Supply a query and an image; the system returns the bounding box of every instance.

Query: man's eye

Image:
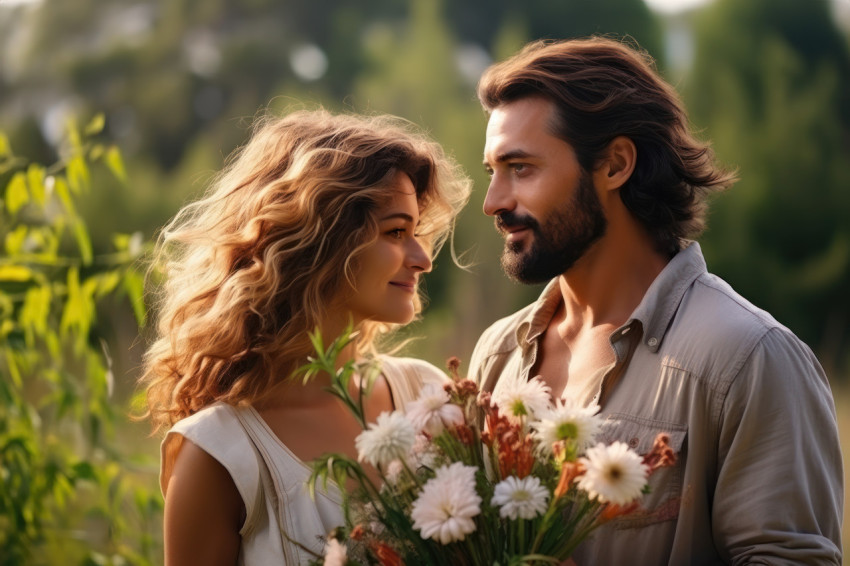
[510,163,527,174]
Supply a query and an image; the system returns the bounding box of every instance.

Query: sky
[643,0,714,14]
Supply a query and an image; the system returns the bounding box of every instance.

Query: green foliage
[687,0,850,374]
[0,116,159,565]
[298,324,382,430]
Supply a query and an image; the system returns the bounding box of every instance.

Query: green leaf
[72,461,99,482]
[4,346,22,387]
[72,218,93,265]
[105,146,127,184]
[0,265,33,282]
[66,118,83,154]
[88,143,104,161]
[0,318,14,339]
[84,113,106,136]
[122,270,146,326]
[5,172,28,214]
[54,176,77,215]
[66,156,90,194]
[113,233,131,251]
[95,271,122,297]
[4,224,28,255]
[0,132,10,158]
[26,163,46,207]
[60,266,82,336]
[20,285,51,339]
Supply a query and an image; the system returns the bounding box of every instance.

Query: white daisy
[491,475,550,520]
[531,399,604,456]
[355,411,416,468]
[492,376,552,423]
[575,441,648,506]
[322,538,347,566]
[406,383,465,436]
[411,462,482,544]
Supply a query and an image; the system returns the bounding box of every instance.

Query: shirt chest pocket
[596,413,688,529]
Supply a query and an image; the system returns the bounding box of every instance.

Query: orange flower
[554,461,585,499]
[600,500,640,521]
[642,433,677,474]
[456,379,480,400]
[371,542,403,566]
[349,524,365,541]
[452,423,476,445]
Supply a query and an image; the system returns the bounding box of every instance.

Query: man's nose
[482,174,515,217]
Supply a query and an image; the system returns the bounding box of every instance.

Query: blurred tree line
[0,0,848,559]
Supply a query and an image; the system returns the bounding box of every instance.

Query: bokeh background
[1,0,849,563]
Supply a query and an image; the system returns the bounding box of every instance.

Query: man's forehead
[484,98,558,160]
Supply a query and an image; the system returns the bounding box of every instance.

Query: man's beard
[497,171,607,284]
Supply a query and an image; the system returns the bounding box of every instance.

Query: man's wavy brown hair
[478,37,736,255]
[140,109,470,432]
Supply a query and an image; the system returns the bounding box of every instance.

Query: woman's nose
[407,238,433,273]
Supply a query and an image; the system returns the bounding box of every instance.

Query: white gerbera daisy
[491,475,549,520]
[576,441,648,506]
[355,411,416,468]
[531,399,604,456]
[492,376,552,423]
[406,383,465,436]
[411,462,482,544]
[323,538,347,566]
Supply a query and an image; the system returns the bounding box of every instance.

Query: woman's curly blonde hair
[140,108,470,432]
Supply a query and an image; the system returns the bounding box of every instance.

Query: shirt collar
[512,241,707,353]
[628,240,707,352]
[515,279,561,347]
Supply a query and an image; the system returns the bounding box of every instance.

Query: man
[469,37,843,565]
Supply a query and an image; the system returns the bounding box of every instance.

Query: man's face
[483,97,607,283]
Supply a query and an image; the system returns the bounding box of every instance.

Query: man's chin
[501,252,547,284]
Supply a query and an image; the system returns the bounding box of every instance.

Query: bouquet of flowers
[300,329,676,566]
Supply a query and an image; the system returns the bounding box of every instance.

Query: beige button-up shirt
[469,242,842,565]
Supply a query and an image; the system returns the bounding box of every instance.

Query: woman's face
[343,171,433,326]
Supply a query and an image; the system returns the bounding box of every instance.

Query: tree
[686,0,850,375]
[0,117,159,565]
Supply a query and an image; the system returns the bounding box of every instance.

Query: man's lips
[501,224,531,243]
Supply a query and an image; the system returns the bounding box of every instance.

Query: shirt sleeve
[713,327,843,565]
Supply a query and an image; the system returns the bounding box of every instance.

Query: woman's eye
[387,228,405,239]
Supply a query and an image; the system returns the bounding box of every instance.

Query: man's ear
[595,136,636,192]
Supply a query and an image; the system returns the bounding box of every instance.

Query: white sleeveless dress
[160,356,447,565]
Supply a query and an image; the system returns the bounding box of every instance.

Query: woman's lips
[389,280,416,292]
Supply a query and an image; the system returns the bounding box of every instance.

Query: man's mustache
[495,211,539,233]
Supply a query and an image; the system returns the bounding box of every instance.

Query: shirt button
[648,337,658,347]
[628,437,640,448]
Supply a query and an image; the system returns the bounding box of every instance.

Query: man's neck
[557,228,669,336]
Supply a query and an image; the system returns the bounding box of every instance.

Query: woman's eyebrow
[378,212,415,222]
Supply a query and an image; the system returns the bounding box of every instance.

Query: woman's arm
[163,439,244,566]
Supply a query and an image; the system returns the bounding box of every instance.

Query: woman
[140,108,470,565]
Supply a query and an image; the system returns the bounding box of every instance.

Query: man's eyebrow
[483,149,534,166]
